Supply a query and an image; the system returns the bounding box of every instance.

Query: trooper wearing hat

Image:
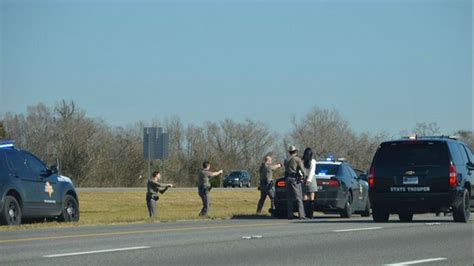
[284,145,306,219]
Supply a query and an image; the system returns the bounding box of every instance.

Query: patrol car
[368,135,473,223]
[0,141,80,225]
[273,157,370,218]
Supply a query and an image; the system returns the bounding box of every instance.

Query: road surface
[0,214,472,265]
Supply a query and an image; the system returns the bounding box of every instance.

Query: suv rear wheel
[1,196,22,225]
[398,211,413,222]
[372,207,389,222]
[453,189,470,223]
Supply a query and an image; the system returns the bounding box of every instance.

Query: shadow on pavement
[230,213,460,223]
[293,215,458,224]
[230,214,276,220]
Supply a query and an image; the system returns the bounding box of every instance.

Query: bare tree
[288,107,354,158]
[0,120,7,139]
[287,106,388,171]
[412,122,441,136]
[456,130,474,150]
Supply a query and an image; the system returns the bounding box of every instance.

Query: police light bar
[325,154,335,162]
[0,140,15,149]
[408,134,417,140]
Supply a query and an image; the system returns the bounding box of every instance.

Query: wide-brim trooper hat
[288,145,298,152]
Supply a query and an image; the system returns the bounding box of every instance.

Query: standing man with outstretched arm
[256,155,282,214]
[198,161,223,217]
[146,171,174,218]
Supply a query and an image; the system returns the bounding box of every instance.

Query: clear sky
[1,0,472,135]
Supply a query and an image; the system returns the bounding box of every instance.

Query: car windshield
[315,164,339,176]
[227,172,241,178]
[375,141,449,166]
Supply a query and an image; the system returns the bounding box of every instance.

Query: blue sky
[1,0,472,135]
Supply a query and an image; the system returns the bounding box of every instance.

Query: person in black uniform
[146,171,174,218]
[284,146,306,219]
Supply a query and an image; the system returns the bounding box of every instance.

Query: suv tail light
[276,180,286,187]
[449,163,457,187]
[368,166,375,189]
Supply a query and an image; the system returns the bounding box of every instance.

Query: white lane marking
[43,246,150,258]
[242,235,263,240]
[332,227,382,233]
[385,257,447,265]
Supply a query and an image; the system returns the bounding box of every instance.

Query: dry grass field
[0,189,271,231]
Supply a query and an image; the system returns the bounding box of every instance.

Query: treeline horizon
[0,100,472,187]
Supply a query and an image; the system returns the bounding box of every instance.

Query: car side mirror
[358,174,368,181]
[40,169,52,177]
[467,162,474,171]
[50,164,58,175]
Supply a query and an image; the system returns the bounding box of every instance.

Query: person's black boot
[303,200,309,218]
[307,201,314,219]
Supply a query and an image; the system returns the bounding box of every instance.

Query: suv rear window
[315,164,339,176]
[374,141,449,167]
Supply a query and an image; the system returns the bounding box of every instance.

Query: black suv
[0,141,80,225]
[368,136,473,223]
[223,170,251,188]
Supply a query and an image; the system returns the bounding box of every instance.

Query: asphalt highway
[0,214,472,266]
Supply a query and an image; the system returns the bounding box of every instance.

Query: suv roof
[400,135,459,140]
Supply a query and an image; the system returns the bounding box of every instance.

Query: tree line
[1,100,472,187]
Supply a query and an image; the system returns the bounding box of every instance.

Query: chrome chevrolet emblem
[405,171,415,175]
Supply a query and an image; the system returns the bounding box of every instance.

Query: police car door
[348,167,364,210]
[344,166,361,210]
[5,150,45,216]
[23,152,60,215]
[460,144,474,207]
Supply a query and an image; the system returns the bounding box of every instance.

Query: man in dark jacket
[146,171,174,218]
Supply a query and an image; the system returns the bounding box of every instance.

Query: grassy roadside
[0,189,270,231]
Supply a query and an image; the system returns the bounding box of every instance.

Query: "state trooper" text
[390,187,430,192]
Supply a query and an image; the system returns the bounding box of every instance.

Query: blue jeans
[198,187,210,216]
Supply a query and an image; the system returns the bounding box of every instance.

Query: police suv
[0,141,79,225]
[368,135,473,223]
[273,157,370,218]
